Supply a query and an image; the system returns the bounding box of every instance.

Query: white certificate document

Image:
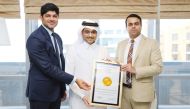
[90,61,122,108]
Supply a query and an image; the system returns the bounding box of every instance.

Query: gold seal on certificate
[90,61,123,108]
[102,77,112,86]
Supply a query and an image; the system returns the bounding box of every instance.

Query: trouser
[29,99,61,109]
[121,86,151,109]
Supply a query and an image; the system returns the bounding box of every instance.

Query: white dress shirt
[123,34,142,84]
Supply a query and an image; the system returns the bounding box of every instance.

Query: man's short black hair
[125,14,142,25]
[40,3,59,16]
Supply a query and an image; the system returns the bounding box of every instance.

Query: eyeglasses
[83,30,97,35]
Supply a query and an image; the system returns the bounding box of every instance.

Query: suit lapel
[40,26,52,43]
[120,40,128,63]
[133,35,146,65]
[40,26,57,57]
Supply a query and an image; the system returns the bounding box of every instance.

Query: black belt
[123,83,132,88]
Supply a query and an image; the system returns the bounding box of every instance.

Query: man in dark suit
[26,3,90,109]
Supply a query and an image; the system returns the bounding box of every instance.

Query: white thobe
[65,42,109,109]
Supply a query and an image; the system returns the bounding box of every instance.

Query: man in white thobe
[65,20,109,109]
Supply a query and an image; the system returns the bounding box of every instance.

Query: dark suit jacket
[26,25,74,102]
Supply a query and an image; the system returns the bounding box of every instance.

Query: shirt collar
[42,24,53,36]
[128,34,142,44]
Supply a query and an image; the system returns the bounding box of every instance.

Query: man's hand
[82,96,91,107]
[76,79,91,91]
[61,91,67,101]
[121,63,136,74]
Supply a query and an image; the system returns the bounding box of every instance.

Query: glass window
[172,54,178,60]
[116,29,122,34]
[0,19,25,62]
[186,32,190,40]
[172,44,178,52]
[172,33,178,41]
[186,54,190,61]
[160,19,190,108]
[0,18,26,107]
[186,44,190,52]
[104,30,114,34]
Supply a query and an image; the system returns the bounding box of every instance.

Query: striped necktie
[126,39,134,88]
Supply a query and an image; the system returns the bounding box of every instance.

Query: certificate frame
[90,60,123,108]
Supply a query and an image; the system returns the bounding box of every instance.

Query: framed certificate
[90,61,122,108]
